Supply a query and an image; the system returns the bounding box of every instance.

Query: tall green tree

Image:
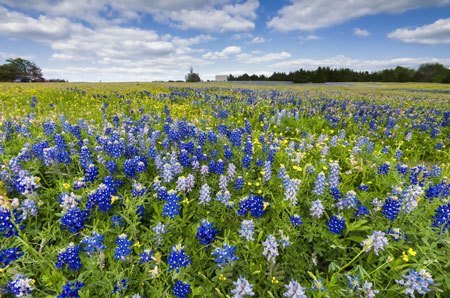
[185,67,201,82]
[0,58,44,81]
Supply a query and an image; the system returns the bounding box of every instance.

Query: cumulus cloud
[270,55,450,71]
[267,0,450,31]
[0,0,258,32]
[236,52,291,64]
[0,6,84,41]
[388,18,450,44]
[250,37,266,44]
[203,46,241,59]
[354,28,370,37]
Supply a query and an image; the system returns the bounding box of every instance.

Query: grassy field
[0,82,449,297]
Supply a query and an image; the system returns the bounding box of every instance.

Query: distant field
[0,82,448,297]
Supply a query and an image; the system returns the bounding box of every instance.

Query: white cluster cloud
[354,28,370,37]
[388,18,450,44]
[203,46,241,59]
[236,52,291,64]
[0,0,259,32]
[267,0,450,31]
[0,6,84,41]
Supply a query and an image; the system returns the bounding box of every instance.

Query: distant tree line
[228,63,450,84]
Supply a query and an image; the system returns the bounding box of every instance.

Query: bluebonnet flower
[238,195,267,218]
[200,165,209,176]
[14,171,40,196]
[262,234,279,263]
[336,190,357,210]
[312,172,326,196]
[263,161,272,183]
[234,176,244,191]
[58,281,85,298]
[431,203,449,232]
[60,207,89,233]
[162,191,181,219]
[396,269,433,297]
[132,181,147,197]
[106,160,117,174]
[18,199,38,220]
[328,161,340,189]
[284,178,301,206]
[172,280,191,298]
[0,206,16,237]
[84,163,98,182]
[396,163,409,175]
[219,175,228,192]
[242,155,252,169]
[167,245,191,272]
[345,275,360,290]
[114,234,132,261]
[59,193,81,211]
[239,219,255,241]
[378,163,390,175]
[86,183,113,212]
[355,201,369,217]
[56,243,82,271]
[196,220,218,245]
[227,163,236,180]
[231,276,254,298]
[212,244,238,266]
[400,185,423,214]
[430,165,442,178]
[153,222,167,245]
[327,215,346,234]
[290,214,303,227]
[6,274,34,297]
[283,279,307,298]
[394,149,403,160]
[330,187,341,201]
[81,232,105,255]
[0,247,23,268]
[361,231,389,255]
[199,183,211,205]
[382,196,401,221]
[426,181,449,200]
[140,249,153,263]
[310,199,325,218]
[359,280,379,298]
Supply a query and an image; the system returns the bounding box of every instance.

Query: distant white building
[215,75,228,81]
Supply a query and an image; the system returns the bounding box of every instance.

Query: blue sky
[1,0,450,81]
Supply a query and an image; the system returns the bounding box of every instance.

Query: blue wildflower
[238,195,267,218]
[172,280,191,298]
[431,203,449,232]
[167,245,191,272]
[290,214,303,227]
[212,244,238,266]
[81,232,105,255]
[382,196,401,221]
[56,243,82,271]
[60,207,89,233]
[327,215,346,234]
[0,247,23,268]
[114,234,132,261]
[58,281,85,298]
[7,274,34,297]
[196,220,218,245]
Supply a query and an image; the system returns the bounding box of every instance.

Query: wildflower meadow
[0,82,449,297]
